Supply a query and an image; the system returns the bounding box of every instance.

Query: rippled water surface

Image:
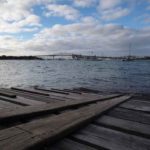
[0,60,150,93]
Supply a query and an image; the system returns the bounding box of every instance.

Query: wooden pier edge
[0,95,131,150]
[0,94,121,123]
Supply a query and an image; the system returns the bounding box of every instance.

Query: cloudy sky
[0,0,150,56]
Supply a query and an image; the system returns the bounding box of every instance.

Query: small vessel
[122,56,135,61]
[122,43,135,61]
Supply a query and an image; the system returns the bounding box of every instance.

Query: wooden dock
[0,87,149,150]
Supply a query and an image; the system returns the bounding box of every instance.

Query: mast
[129,43,132,57]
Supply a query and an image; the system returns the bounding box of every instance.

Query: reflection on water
[0,60,150,93]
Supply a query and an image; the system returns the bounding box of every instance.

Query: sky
[0,0,150,56]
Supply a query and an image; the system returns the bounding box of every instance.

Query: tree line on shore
[0,55,42,60]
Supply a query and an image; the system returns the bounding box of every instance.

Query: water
[0,60,150,93]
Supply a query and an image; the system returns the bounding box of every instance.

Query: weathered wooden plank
[0,127,23,140]
[34,88,81,100]
[0,95,130,150]
[132,98,150,103]
[49,138,97,150]
[8,88,79,101]
[120,100,150,113]
[0,100,11,109]
[72,124,150,150]
[15,96,46,106]
[11,87,50,96]
[0,127,40,150]
[63,89,82,94]
[1,88,58,103]
[50,88,82,95]
[132,95,150,102]
[0,96,28,106]
[0,94,121,123]
[95,115,150,138]
[33,88,74,101]
[0,99,21,109]
[73,88,100,94]
[34,87,101,100]
[0,89,16,98]
[107,107,150,125]
[35,87,69,95]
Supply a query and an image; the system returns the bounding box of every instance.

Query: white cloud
[73,0,96,7]
[45,4,80,20]
[98,0,130,20]
[32,18,149,55]
[0,35,24,54]
[0,0,52,33]
[0,0,149,56]
[1,19,147,56]
[101,7,130,20]
[0,14,41,33]
[100,0,121,10]
[0,0,37,22]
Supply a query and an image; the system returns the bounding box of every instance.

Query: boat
[122,43,135,61]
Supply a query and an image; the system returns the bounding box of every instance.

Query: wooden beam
[0,95,131,150]
[0,94,121,123]
[11,87,50,96]
[0,96,28,106]
[95,115,150,138]
[36,87,69,95]
[0,90,16,98]
[1,88,59,103]
[107,107,150,125]
[120,100,150,113]
[72,124,150,150]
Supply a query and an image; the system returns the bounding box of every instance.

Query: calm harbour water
[0,60,150,93]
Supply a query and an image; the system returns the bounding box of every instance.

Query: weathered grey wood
[0,94,121,123]
[11,87,50,96]
[0,96,29,106]
[0,99,21,109]
[0,100,10,109]
[0,127,40,150]
[1,88,59,103]
[34,87,102,101]
[63,89,82,94]
[0,90,16,98]
[132,95,150,102]
[0,127,23,140]
[50,88,82,95]
[73,88,100,93]
[72,124,150,150]
[120,100,150,113]
[39,87,69,95]
[34,89,74,101]
[95,115,150,138]
[49,138,97,150]
[107,107,150,125]
[0,95,130,150]
[132,99,150,103]
[7,88,82,101]
[0,94,118,122]
[14,96,46,106]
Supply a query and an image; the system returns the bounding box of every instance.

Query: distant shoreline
[0,55,150,61]
[0,55,43,60]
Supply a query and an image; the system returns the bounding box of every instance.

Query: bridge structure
[35,53,112,60]
[36,54,74,60]
[35,53,130,60]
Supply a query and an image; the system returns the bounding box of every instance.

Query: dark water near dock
[0,60,150,93]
